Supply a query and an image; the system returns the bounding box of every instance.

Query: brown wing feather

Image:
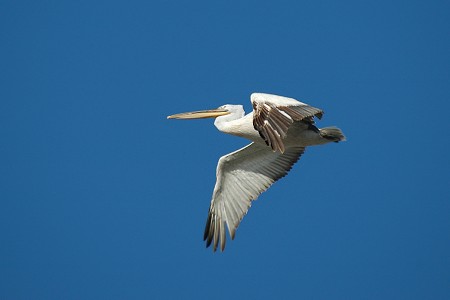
[252,101,323,153]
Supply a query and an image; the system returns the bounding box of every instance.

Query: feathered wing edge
[203,143,306,252]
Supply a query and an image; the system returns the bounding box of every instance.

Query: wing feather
[251,93,323,153]
[203,142,306,252]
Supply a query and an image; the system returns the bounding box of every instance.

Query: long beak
[167,108,230,120]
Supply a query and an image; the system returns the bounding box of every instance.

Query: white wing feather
[204,142,305,251]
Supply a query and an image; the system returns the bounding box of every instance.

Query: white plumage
[168,93,345,252]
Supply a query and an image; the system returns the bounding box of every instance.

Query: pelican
[167,93,345,252]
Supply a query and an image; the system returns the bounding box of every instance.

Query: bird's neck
[214,113,258,141]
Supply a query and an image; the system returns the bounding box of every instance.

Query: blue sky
[1,0,449,299]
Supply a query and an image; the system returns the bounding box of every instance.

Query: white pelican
[167,93,345,252]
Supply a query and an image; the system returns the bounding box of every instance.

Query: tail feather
[320,126,346,142]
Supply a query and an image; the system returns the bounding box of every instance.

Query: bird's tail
[320,126,346,142]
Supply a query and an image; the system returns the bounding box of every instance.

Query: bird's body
[215,110,330,148]
[167,93,345,252]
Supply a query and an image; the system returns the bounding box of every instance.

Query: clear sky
[1,0,449,299]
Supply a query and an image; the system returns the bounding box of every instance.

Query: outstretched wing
[203,142,306,252]
[251,93,323,153]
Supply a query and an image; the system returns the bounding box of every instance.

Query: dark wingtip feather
[203,212,211,241]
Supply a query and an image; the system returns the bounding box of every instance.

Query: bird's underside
[167,93,345,252]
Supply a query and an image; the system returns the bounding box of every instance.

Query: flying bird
[167,93,345,252]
